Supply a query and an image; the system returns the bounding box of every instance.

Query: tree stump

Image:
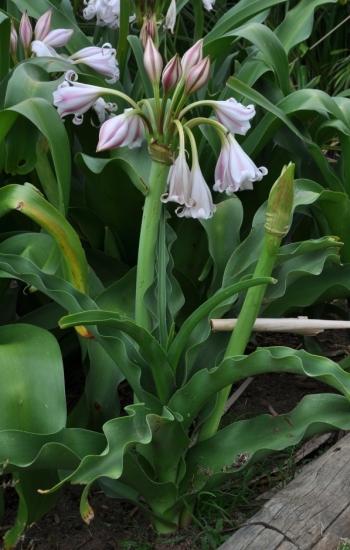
[218,434,350,550]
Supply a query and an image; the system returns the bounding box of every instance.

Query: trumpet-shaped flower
[162,151,192,207]
[96,109,144,151]
[178,164,215,219]
[34,9,52,41]
[70,44,119,84]
[213,97,256,135]
[53,72,105,124]
[214,135,267,193]
[181,39,203,75]
[164,0,177,34]
[83,0,121,28]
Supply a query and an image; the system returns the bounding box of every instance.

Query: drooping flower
[83,0,121,29]
[202,0,215,10]
[164,0,177,34]
[70,44,119,84]
[181,39,203,75]
[214,135,267,194]
[53,71,105,124]
[178,164,215,219]
[19,11,32,51]
[162,151,192,206]
[162,55,182,93]
[34,9,52,41]
[96,109,144,151]
[213,97,256,136]
[185,56,210,93]
[144,38,163,84]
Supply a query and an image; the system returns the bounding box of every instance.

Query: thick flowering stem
[198,163,295,441]
[135,159,170,330]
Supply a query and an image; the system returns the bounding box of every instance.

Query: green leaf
[169,346,350,425]
[276,0,337,53]
[118,0,131,75]
[0,184,88,292]
[0,99,71,213]
[59,310,176,403]
[204,0,287,50]
[0,11,10,79]
[0,324,66,433]
[77,149,150,196]
[184,393,350,491]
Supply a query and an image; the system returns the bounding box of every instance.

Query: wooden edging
[218,433,350,550]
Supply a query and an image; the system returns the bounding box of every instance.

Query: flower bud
[185,56,210,93]
[10,23,18,57]
[34,9,52,41]
[97,110,144,151]
[181,39,203,75]
[164,0,176,34]
[162,54,182,93]
[19,11,33,51]
[43,28,74,48]
[140,15,157,48]
[144,37,163,84]
[265,163,295,237]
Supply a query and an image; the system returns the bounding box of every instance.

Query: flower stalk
[198,163,295,441]
[135,159,170,330]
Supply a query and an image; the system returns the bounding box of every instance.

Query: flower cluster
[53,37,267,220]
[83,0,121,28]
[11,10,119,84]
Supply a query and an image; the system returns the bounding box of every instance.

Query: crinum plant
[2,1,350,547]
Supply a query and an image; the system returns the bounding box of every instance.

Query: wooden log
[218,434,350,550]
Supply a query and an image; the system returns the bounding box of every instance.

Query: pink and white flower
[19,11,33,51]
[70,44,119,84]
[53,72,105,124]
[181,39,203,75]
[31,40,59,58]
[34,9,52,41]
[185,56,210,93]
[43,28,73,48]
[10,23,18,57]
[96,109,144,151]
[178,164,215,219]
[213,97,256,135]
[214,135,267,193]
[162,151,192,207]
[144,38,163,84]
[162,55,182,93]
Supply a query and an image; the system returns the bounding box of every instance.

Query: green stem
[198,233,282,441]
[135,160,169,330]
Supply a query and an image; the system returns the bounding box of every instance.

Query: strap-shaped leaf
[184,393,350,491]
[59,310,176,403]
[169,347,350,425]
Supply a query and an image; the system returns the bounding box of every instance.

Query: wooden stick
[210,317,350,336]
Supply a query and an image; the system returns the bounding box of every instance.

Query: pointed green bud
[265,162,295,237]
